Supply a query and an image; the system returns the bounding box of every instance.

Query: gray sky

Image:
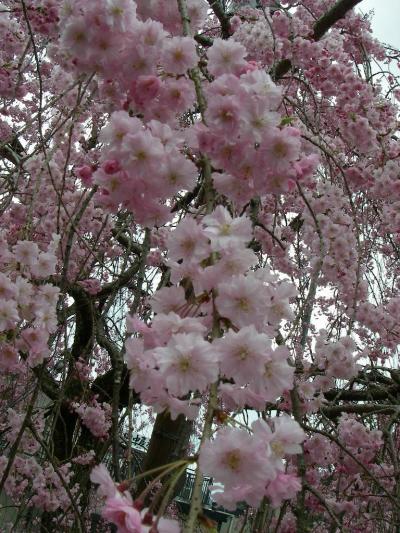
[358,0,400,48]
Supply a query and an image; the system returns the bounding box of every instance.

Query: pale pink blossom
[212,171,254,207]
[219,383,268,411]
[102,493,142,533]
[216,326,272,384]
[205,95,242,134]
[263,127,301,171]
[161,36,198,75]
[163,396,201,421]
[100,111,143,146]
[104,0,137,32]
[217,245,257,276]
[14,277,33,307]
[253,346,295,401]
[60,19,90,59]
[123,130,164,180]
[160,78,195,113]
[215,274,268,330]
[74,401,111,439]
[124,338,158,393]
[265,473,301,507]
[0,273,15,300]
[90,464,117,498]
[207,38,247,77]
[21,328,49,355]
[0,300,19,331]
[154,333,218,396]
[151,286,186,315]
[130,75,162,107]
[30,252,57,278]
[241,69,282,107]
[199,426,275,508]
[161,152,197,195]
[166,218,210,263]
[13,240,39,267]
[253,415,305,462]
[148,120,181,149]
[203,205,252,251]
[151,312,206,345]
[37,284,60,306]
[0,343,19,372]
[265,281,297,326]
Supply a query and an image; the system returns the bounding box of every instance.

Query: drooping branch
[0,132,24,165]
[97,259,141,299]
[273,0,364,80]
[312,0,363,40]
[324,385,400,402]
[65,283,95,361]
[321,403,400,418]
[207,0,231,39]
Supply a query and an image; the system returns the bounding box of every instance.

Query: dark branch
[97,259,141,298]
[322,404,399,418]
[0,133,24,165]
[273,0,364,80]
[207,0,231,39]
[313,0,363,40]
[324,385,400,402]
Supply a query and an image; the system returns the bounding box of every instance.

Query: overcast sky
[358,0,400,48]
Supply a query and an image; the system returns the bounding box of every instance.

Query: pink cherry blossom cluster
[0,454,78,515]
[314,331,359,380]
[73,398,112,439]
[192,64,316,205]
[122,205,303,509]
[301,182,360,302]
[337,414,383,470]
[2,0,400,530]
[355,298,400,356]
[135,0,207,36]
[58,0,201,123]
[0,410,79,516]
[199,415,304,510]
[0,235,59,369]
[14,0,59,36]
[59,1,319,224]
[0,6,26,98]
[125,206,297,419]
[231,7,275,66]
[93,112,197,226]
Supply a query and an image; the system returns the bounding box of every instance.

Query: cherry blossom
[1,0,400,531]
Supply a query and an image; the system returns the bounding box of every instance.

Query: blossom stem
[130,459,190,486]
[154,463,188,522]
[184,382,218,532]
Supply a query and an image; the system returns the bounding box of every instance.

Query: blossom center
[272,141,288,158]
[236,346,249,360]
[178,357,191,372]
[136,150,147,161]
[264,361,273,378]
[225,450,241,471]
[173,50,184,61]
[111,7,123,16]
[219,110,234,123]
[219,223,231,236]
[236,297,249,311]
[181,239,195,252]
[271,440,284,456]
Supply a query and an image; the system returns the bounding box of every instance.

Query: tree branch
[207,0,231,39]
[273,0,364,80]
